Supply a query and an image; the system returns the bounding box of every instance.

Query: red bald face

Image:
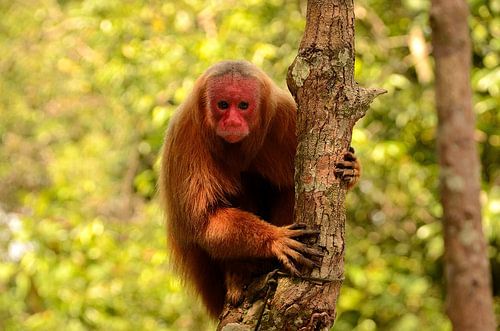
[206,75,261,144]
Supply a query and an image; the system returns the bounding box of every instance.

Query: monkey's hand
[271,223,323,276]
[334,147,361,189]
[202,209,323,276]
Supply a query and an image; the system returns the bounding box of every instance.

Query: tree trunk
[217,1,383,330]
[430,1,497,330]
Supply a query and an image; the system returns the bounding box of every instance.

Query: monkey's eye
[217,101,229,110]
[238,101,249,110]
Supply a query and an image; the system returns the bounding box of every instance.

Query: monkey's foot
[226,286,244,306]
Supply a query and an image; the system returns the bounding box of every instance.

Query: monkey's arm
[199,208,320,275]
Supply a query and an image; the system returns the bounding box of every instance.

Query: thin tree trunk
[217,1,383,330]
[430,1,497,330]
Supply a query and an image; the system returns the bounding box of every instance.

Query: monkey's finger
[338,169,357,178]
[284,239,324,257]
[344,151,356,162]
[335,160,356,169]
[312,256,323,268]
[287,228,321,238]
[334,168,345,179]
[277,254,300,276]
[335,168,360,180]
[298,245,324,258]
[286,250,319,269]
[349,146,355,153]
[286,251,323,268]
[286,223,307,230]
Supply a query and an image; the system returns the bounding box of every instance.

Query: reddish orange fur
[159,61,359,318]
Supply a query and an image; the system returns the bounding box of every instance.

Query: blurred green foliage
[0,0,498,330]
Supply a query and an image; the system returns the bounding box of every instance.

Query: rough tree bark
[217,1,384,330]
[430,0,497,330]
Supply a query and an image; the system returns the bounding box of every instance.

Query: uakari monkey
[159,60,360,318]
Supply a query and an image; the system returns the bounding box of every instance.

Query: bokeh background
[0,0,498,330]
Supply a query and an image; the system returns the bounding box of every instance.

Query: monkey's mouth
[216,130,248,144]
[221,134,246,144]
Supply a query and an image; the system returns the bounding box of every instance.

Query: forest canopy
[0,0,498,330]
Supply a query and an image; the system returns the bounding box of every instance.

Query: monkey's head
[204,61,263,144]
